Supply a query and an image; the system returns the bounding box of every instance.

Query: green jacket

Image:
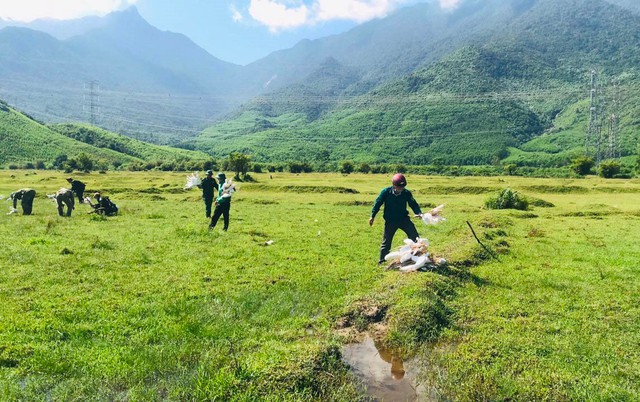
[216,184,231,205]
[371,186,422,223]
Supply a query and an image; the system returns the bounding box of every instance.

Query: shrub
[340,161,354,174]
[485,189,529,210]
[395,164,406,173]
[598,160,621,178]
[358,163,371,174]
[570,156,594,176]
[503,163,518,175]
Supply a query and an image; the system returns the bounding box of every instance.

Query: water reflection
[375,338,406,380]
[343,335,428,401]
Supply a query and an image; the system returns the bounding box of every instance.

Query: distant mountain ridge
[0,0,638,168]
[0,7,243,143]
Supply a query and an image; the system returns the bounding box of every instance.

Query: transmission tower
[83,80,100,125]
[585,70,602,163]
[604,81,621,160]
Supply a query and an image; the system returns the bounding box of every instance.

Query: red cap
[392,173,406,187]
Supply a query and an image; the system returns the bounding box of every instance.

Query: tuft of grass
[485,188,529,210]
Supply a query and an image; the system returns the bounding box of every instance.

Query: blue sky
[0,0,462,65]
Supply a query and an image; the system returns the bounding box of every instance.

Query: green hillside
[49,123,211,162]
[188,0,640,167]
[0,100,212,169]
[0,100,139,167]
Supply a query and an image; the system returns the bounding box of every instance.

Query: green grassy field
[1,171,639,401]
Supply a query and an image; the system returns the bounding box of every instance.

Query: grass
[1,170,639,400]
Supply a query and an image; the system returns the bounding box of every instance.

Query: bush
[598,160,621,178]
[570,156,594,176]
[503,163,518,175]
[340,161,354,174]
[358,163,371,174]
[289,162,313,173]
[485,189,529,210]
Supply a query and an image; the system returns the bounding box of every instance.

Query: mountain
[0,7,243,144]
[0,14,109,39]
[604,0,640,13]
[0,99,211,168]
[0,1,580,143]
[187,0,640,166]
[1,0,638,169]
[235,0,545,96]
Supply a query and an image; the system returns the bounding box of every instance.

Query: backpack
[101,197,118,216]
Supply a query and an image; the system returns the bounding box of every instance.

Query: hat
[216,172,226,180]
[93,192,101,198]
[392,173,407,187]
[206,170,213,176]
[66,177,73,182]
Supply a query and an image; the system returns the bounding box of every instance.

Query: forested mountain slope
[0,100,210,168]
[189,0,640,166]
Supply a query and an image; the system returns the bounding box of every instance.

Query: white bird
[383,237,445,273]
[184,172,202,190]
[421,204,446,225]
[220,179,237,198]
[400,255,429,273]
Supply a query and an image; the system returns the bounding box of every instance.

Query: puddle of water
[342,336,431,401]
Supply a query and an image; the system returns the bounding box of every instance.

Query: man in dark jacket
[66,177,86,203]
[87,192,118,216]
[10,188,36,215]
[369,173,423,265]
[197,170,218,218]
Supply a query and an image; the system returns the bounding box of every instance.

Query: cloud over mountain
[246,0,424,31]
[0,0,138,22]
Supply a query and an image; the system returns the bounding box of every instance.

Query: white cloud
[230,4,244,22]
[313,0,402,23]
[248,0,310,32]
[438,0,461,10]
[0,0,138,22]
[246,0,417,31]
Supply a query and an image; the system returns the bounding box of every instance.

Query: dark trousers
[21,199,34,215]
[379,217,420,263]
[203,196,214,218]
[57,200,73,217]
[209,202,230,230]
